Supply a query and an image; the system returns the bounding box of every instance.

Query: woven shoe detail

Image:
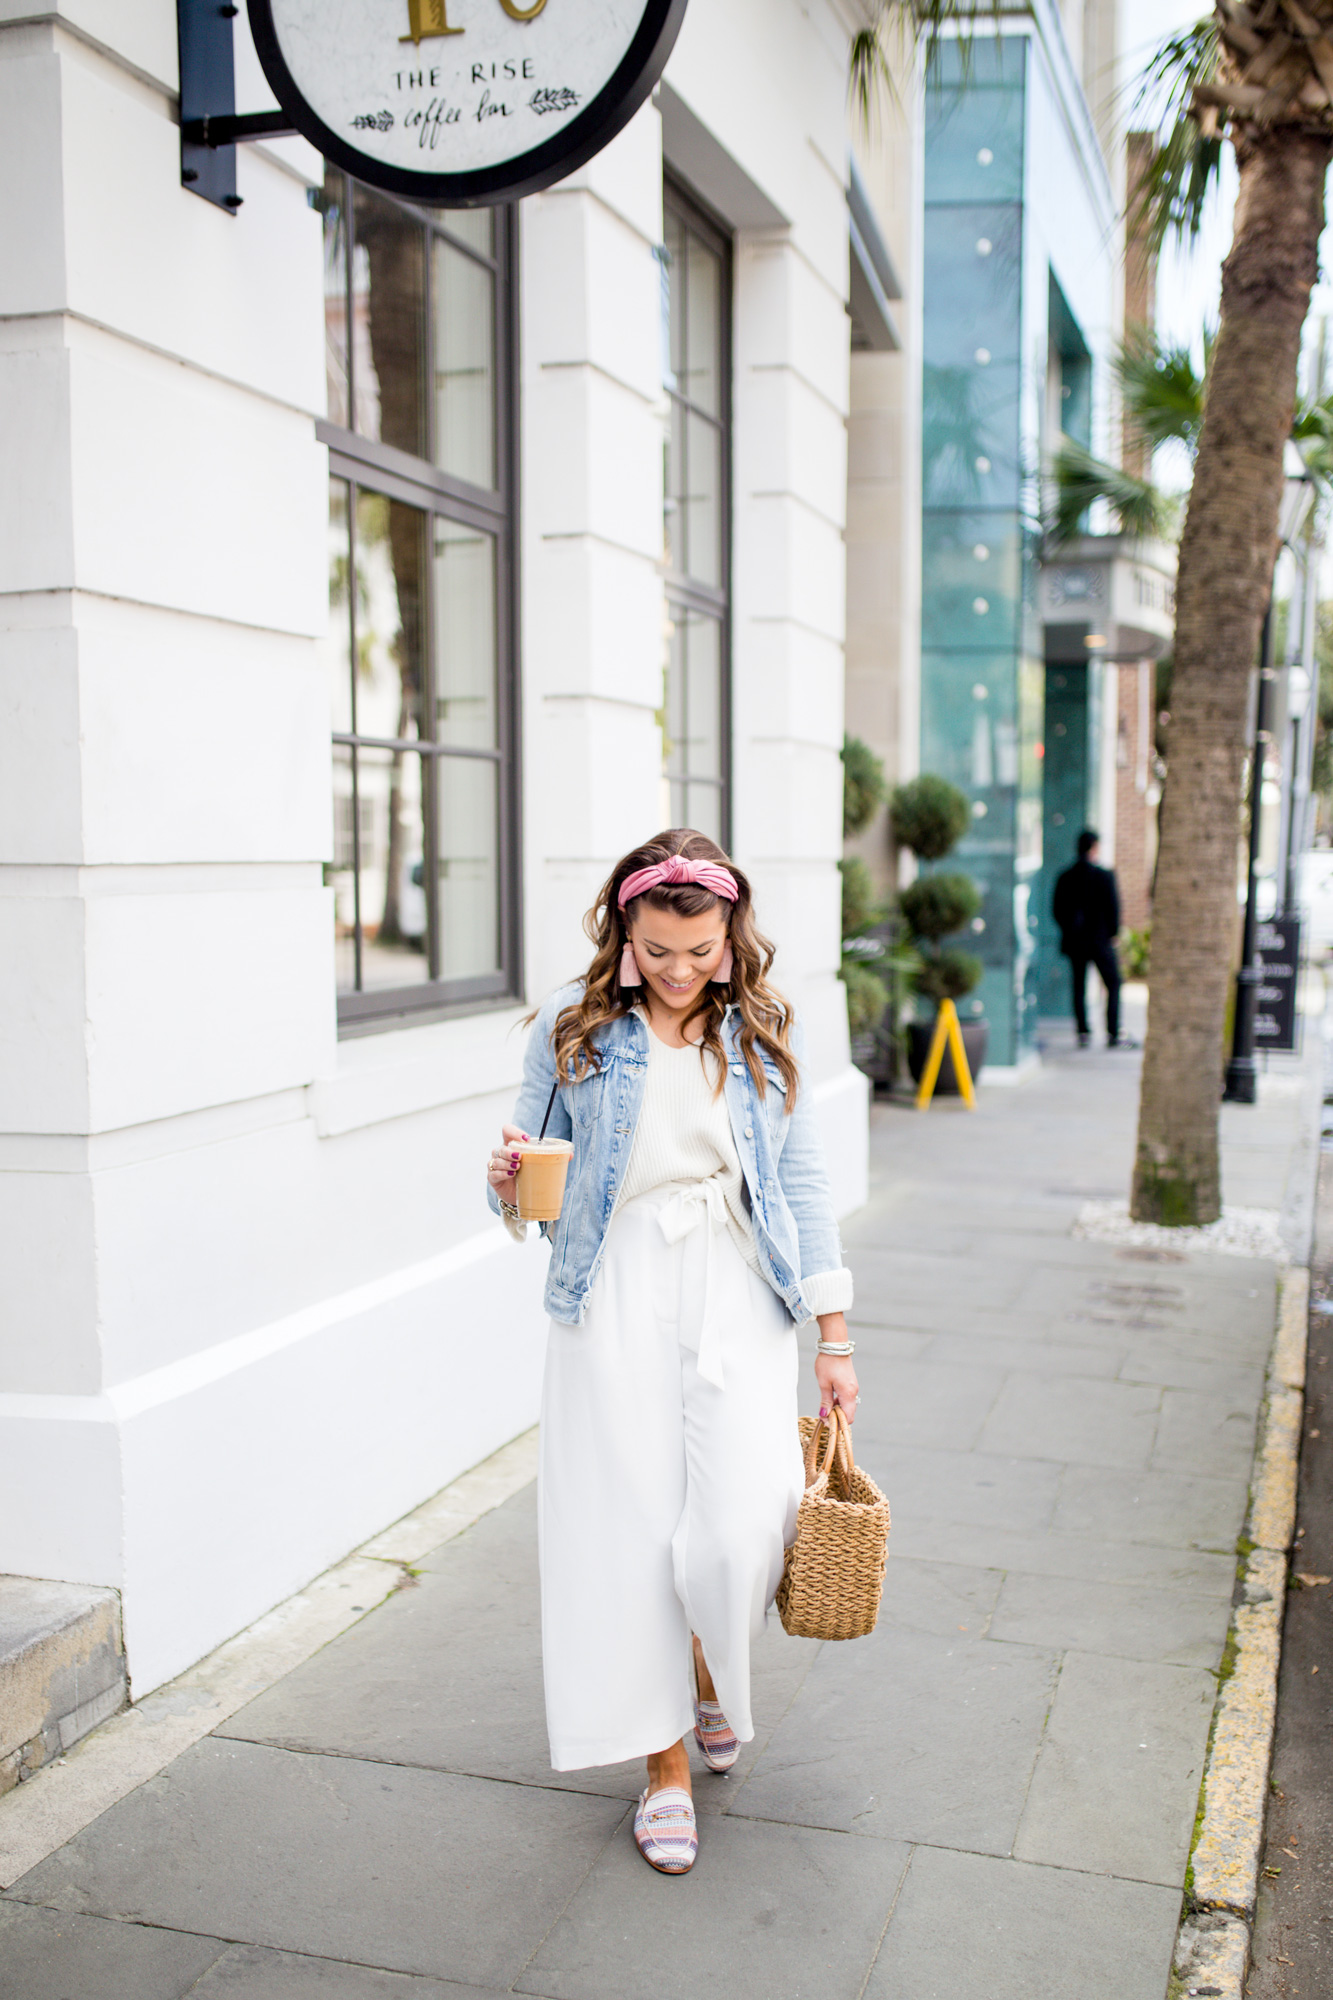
[693,1698,740,1773]
[633,1786,698,1874]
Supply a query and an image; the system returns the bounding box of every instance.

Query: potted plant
[889,774,988,1093]
[838,736,921,1086]
[838,735,889,1073]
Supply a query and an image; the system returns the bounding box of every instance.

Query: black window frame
[663,175,733,847]
[317,175,522,1035]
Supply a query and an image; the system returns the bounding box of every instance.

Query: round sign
[247,0,688,206]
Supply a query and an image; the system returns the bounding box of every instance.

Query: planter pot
[906,1017,989,1095]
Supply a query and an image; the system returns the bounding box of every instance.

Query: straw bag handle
[803,1405,855,1488]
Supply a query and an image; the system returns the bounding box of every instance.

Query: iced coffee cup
[515,1137,574,1221]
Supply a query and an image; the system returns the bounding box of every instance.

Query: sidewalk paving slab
[13,1738,627,1987]
[0,1901,225,1999]
[1052,1461,1248,1552]
[863,1847,1181,2000]
[514,1815,909,2000]
[733,1623,1059,1853]
[987,1568,1231,1667]
[1011,1649,1215,1882]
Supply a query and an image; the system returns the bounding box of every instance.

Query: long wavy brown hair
[543,829,799,1103]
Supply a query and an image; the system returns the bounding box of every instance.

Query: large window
[318,170,518,1028]
[663,182,731,842]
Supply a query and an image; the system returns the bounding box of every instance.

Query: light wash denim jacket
[489,983,852,1328]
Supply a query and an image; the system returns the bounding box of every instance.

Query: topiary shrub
[841,957,891,1034]
[914,947,984,1003]
[842,735,888,838]
[890,777,984,1017]
[839,856,879,937]
[889,774,970,861]
[898,871,981,944]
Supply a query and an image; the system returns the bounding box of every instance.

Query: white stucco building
[1,0,884,1695]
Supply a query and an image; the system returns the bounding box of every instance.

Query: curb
[1170,1266,1308,2000]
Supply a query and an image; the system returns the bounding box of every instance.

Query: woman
[486,829,858,1876]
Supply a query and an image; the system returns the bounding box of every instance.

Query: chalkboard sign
[1254,915,1301,1054]
[248,0,688,205]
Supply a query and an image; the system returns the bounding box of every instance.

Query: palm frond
[1133,18,1219,126]
[1293,390,1333,446]
[1295,403,1333,500]
[1048,440,1170,547]
[1119,326,1209,453]
[850,0,1003,128]
[1129,19,1224,249]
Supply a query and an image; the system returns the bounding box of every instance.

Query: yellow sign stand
[914,997,977,1111]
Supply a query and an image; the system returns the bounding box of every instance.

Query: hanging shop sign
[1253,914,1301,1055]
[247,0,688,205]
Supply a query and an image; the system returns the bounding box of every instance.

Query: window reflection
[685,232,719,417]
[354,490,426,743]
[665,604,723,837]
[434,238,495,488]
[322,177,350,429]
[437,756,500,979]
[434,518,497,750]
[352,187,428,457]
[662,187,729,842]
[324,478,353,734]
[685,412,721,586]
[352,747,431,988]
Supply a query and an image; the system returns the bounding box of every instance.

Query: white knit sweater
[617,1021,853,1316]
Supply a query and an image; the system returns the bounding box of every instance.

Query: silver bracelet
[817,1339,856,1357]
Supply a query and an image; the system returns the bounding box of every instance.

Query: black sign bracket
[177,0,296,212]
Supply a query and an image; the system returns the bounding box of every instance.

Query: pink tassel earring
[619,941,642,987]
[711,943,734,984]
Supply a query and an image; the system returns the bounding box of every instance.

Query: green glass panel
[921,206,1022,506]
[921,512,1023,653]
[923,357,1022,509]
[925,37,1027,205]
[922,204,1023,364]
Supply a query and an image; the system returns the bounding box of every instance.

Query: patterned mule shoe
[633,1786,698,1874]
[693,1698,740,1773]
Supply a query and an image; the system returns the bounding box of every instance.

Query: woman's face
[627,903,728,1016]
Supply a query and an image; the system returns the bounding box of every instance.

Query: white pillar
[0,11,330,1690]
[519,110,669,1001]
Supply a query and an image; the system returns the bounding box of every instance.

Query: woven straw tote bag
[775,1406,891,1641]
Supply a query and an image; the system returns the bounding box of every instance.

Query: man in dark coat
[1053,830,1129,1048]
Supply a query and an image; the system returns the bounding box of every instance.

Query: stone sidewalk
[0,1016,1322,1999]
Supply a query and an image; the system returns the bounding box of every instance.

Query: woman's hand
[487,1124,529,1206]
[813,1310,859,1424]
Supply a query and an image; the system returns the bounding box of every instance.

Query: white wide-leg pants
[539,1187,804,1772]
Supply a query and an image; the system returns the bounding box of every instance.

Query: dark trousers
[1070,945,1120,1041]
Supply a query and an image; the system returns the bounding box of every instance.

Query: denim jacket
[489,983,851,1328]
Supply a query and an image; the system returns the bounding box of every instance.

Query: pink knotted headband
[617,854,739,908]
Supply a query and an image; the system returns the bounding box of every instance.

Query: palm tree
[1121,11,1333,1223]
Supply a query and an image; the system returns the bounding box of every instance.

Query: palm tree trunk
[1131,130,1331,1224]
